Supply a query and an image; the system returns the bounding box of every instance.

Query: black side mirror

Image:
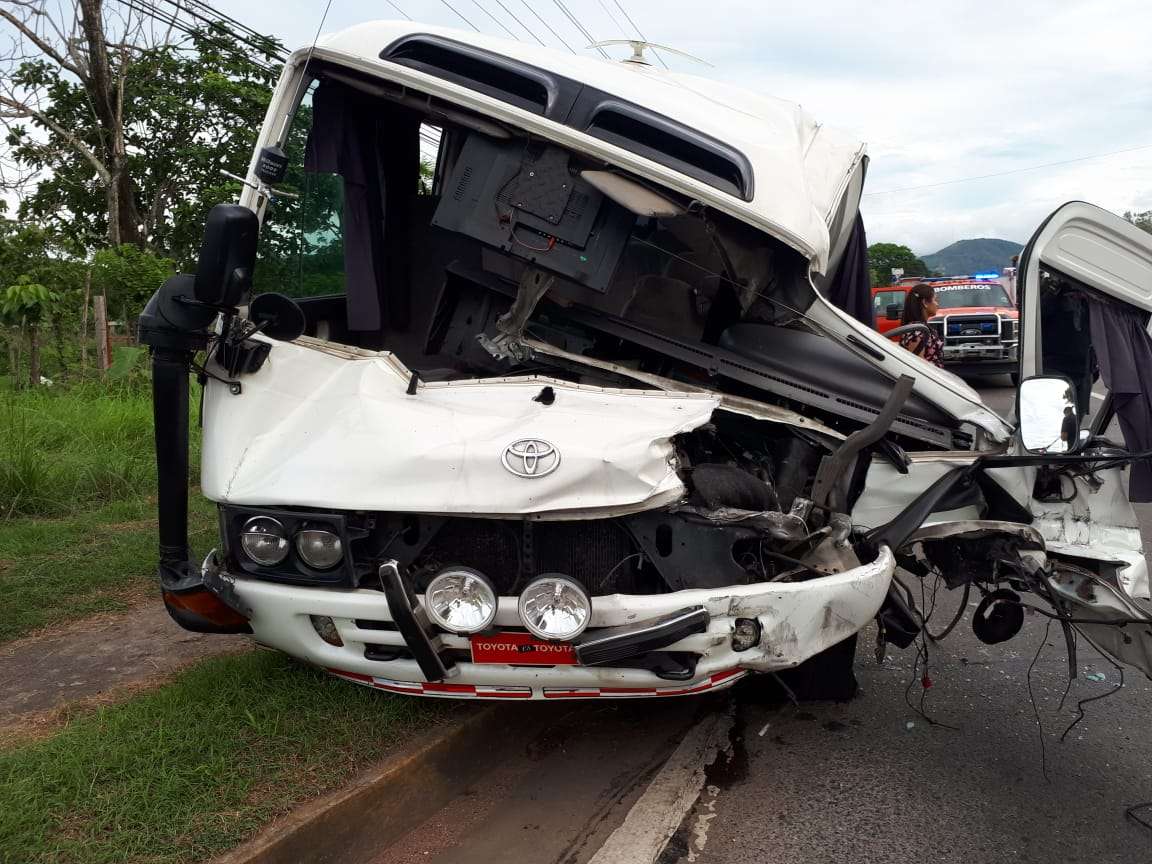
[194,204,259,308]
[886,303,902,321]
[249,292,306,341]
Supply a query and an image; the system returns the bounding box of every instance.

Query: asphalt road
[373,377,1152,864]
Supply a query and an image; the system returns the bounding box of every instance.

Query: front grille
[411,517,645,595]
[944,314,1000,344]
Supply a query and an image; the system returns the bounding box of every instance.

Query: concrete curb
[214,705,512,864]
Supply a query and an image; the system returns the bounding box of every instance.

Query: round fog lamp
[518,574,591,641]
[425,568,498,634]
[296,528,343,570]
[240,516,288,566]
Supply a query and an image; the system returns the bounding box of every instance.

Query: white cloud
[26,0,1150,255]
[227,0,1152,254]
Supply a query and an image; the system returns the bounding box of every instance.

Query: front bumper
[228,547,895,700]
[942,343,1017,377]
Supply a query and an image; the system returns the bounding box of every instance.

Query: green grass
[0,378,200,520]
[0,651,453,864]
[0,494,216,642]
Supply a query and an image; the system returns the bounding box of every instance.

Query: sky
[96,1,1152,255]
[218,0,1152,256]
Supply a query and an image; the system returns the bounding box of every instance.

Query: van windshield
[935,284,1011,309]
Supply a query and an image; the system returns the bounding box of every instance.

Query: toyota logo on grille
[502,439,560,478]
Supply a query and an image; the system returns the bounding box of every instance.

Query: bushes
[0,377,200,519]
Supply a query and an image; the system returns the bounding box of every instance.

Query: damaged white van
[140,21,1152,700]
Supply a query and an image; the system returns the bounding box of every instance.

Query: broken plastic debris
[1085,672,1107,682]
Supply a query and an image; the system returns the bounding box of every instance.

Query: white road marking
[586,710,734,864]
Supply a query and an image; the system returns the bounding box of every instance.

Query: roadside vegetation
[0,651,453,864]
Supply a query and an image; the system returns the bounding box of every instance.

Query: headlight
[425,568,498,634]
[518,574,591,641]
[295,528,343,570]
[240,516,289,565]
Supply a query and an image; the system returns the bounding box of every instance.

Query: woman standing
[898,282,944,367]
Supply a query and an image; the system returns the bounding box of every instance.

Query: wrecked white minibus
[140,21,1152,700]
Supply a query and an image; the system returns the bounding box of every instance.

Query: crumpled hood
[201,337,719,516]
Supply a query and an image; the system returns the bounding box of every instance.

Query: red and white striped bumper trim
[541,669,746,698]
[324,667,746,700]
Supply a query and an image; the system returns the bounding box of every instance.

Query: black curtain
[1087,296,1152,501]
[825,213,873,326]
[304,81,421,333]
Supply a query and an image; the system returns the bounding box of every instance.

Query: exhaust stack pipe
[137,204,259,633]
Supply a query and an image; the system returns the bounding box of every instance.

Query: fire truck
[872,275,1019,381]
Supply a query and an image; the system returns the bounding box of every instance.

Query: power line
[115,0,278,72]
[491,0,546,45]
[863,143,1152,197]
[551,0,610,58]
[471,0,519,39]
[147,0,284,62]
[438,0,480,31]
[611,0,667,69]
[518,0,576,53]
[595,0,627,35]
[183,0,283,52]
[384,0,413,19]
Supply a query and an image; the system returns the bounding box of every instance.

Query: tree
[0,2,282,261]
[1124,210,1152,235]
[2,278,58,386]
[867,242,929,287]
[91,244,174,321]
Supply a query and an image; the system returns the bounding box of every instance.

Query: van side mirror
[885,303,902,321]
[1018,375,1080,453]
[194,204,259,308]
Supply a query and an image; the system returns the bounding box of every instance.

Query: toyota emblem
[502,439,560,478]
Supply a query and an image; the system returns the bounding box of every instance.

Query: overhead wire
[490,0,546,45]
[438,0,480,31]
[550,0,610,58]
[383,0,413,19]
[152,0,285,61]
[518,0,577,52]
[863,142,1152,197]
[470,0,519,39]
[114,0,278,73]
[183,0,284,52]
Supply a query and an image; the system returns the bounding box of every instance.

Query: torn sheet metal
[1046,565,1152,677]
[201,337,719,517]
[521,336,846,441]
[1030,468,1149,600]
[852,458,983,530]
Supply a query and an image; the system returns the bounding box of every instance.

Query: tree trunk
[6,335,19,389]
[27,323,40,388]
[52,314,69,375]
[81,270,91,369]
[94,295,110,372]
[77,0,142,248]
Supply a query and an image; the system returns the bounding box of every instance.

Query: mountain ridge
[921,238,1022,276]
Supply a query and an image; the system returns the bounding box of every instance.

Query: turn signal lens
[425,568,498,634]
[518,575,591,641]
[240,516,289,565]
[296,528,343,570]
